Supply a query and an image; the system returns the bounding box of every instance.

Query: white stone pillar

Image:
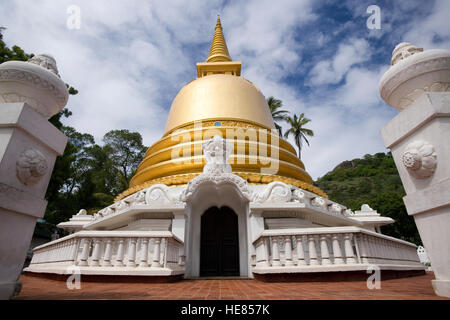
[358,235,370,264]
[0,55,68,299]
[115,239,125,267]
[255,238,270,267]
[284,236,294,266]
[102,239,113,267]
[151,238,162,268]
[344,234,356,264]
[295,236,306,266]
[271,237,281,266]
[139,238,149,267]
[320,235,331,265]
[331,234,344,264]
[78,239,91,267]
[127,239,137,267]
[380,43,450,297]
[308,235,319,265]
[90,239,102,266]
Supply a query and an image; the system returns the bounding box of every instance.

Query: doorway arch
[200,206,240,276]
[183,180,250,278]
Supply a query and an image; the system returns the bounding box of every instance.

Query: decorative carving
[311,197,327,209]
[98,207,114,218]
[354,204,379,216]
[145,184,181,205]
[0,69,67,105]
[132,190,146,204]
[202,135,233,175]
[253,181,291,203]
[391,42,423,66]
[181,136,253,201]
[343,209,355,216]
[291,189,306,203]
[402,140,437,179]
[76,209,87,216]
[115,200,129,211]
[329,203,343,214]
[16,148,48,186]
[181,173,253,202]
[28,54,60,77]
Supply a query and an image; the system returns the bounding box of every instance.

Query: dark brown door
[200,206,239,276]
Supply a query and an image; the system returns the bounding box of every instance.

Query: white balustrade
[253,226,422,271]
[29,231,184,273]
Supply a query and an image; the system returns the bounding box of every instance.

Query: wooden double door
[200,206,240,276]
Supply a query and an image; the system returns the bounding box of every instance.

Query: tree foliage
[283,113,314,160]
[315,152,421,244]
[267,96,289,136]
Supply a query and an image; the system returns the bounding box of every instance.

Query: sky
[1,0,450,180]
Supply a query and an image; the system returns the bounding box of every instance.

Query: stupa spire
[206,15,232,62]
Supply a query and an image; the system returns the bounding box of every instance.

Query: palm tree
[267,96,289,136]
[284,113,314,160]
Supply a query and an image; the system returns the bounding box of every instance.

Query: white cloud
[403,0,450,50]
[309,38,371,86]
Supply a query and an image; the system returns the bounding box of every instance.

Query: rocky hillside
[314,152,421,244]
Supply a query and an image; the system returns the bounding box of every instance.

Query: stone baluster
[271,237,282,266]
[127,238,137,267]
[139,238,149,267]
[284,236,294,266]
[152,238,162,268]
[102,239,113,267]
[308,235,319,265]
[367,236,374,264]
[296,235,306,266]
[115,239,125,267]
[264,238,271,267]
[331,234,344,264]
[78,239,91,266]
[320,235,331,265]
[374,238,381,263]
[255,238,270,267]
[358,234,369,264]
[344,233,356,264]
[90,238,102,266]
[178,245,186,266]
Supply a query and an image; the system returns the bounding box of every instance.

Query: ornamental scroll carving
[402,140,437,179]
[16,148,48,186]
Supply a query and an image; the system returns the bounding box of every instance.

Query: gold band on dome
[116,118,327,202]
[128,119,312,188]
[115,172,328,202]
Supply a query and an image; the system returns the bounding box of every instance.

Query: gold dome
[164,74,276,134]
[115,17,327,201]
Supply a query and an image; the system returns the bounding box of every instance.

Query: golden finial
[206,15,232,62]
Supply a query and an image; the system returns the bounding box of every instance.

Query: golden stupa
[116,17,326,201]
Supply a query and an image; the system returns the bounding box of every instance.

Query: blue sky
[1,0,449,179]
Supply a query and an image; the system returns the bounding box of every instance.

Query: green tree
[0,27,33,63]
[103,129,147,186]
[267,96,289,136]
[283,113,314,160]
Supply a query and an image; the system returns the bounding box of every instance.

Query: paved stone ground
[14,272,449,300]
